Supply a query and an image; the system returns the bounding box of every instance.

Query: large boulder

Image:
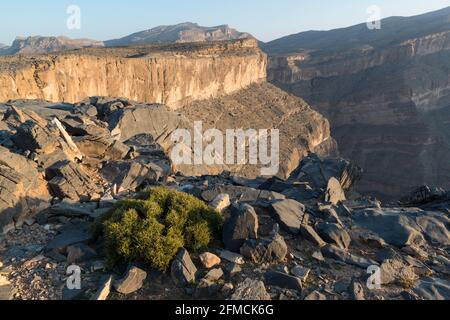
[222,204,259,253]
[316,222,351,250]
[171,248,197,287]
[46,160,103,201]
[269,199,307,234]
[352,208,450,247]
[0,146,51,233]
[240,234,288,264]
[231,278,271,300]
[288,154,362,191]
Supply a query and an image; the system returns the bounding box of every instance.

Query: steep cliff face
[0,39,266,110]
[264,7,450,200]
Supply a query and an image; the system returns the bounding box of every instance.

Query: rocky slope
[0,39,266,110]
[0,36,104,56]
[263,7,450,200]
[105,22,253,47]
[0,98,449,301]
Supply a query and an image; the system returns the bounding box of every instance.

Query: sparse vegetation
[99,187,223,271]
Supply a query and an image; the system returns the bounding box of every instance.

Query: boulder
[209,194,231,213]
[171,248,197,287]
[101,161,160,193]
[321,245,377,269]
[113,265,147,295]
[288,154,362,191]
[0,146,50,233]
[269,199,307,234]
[220,251,245,265]
[316,222,351,249]
[91,275,113,300]
[324,177,346,204]
[45,225,93,252]
[46,160,103,201]
[291,266,311,282]
[231,278,271,300]
[299,225,326,247]
[264,271,302,292]
[203,268,224,282]
[352,208,450,247]
[199,252,221,269]
[240,234,288,264]
[413,277,450,300]
[223,204,258,253]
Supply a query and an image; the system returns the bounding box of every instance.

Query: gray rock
[240,234,287,264]
[45,226,93,252]
[66,244,98,264]
[231,278,271,300]
[325,177,346,205]
[91,275,113,300]
[203,268,224,282]
[290,266,311,282]
[321,244,377,269]
[349,280,365,300]
[113,265,147,295]
[316,222,351,249]
[202,185,285,206]
[413,277,450,300]
[269,199,307,234]
[224,263,242,277]
[264,271,302,292]
[223,204,258,253]
[171,248,197,287]
[304,291,327,300]
[300,225,326,247]
[220,250,245,265]
[352,208,450,247]
[46,160,103,201]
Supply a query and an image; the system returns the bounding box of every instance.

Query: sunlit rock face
[264,7,450,200]
[0,39,266,110]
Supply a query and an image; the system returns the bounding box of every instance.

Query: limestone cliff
[0,39,266,110]
[264,7,450,200]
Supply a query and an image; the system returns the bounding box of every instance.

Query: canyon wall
[0,39,266,110]
[265,20,450,200]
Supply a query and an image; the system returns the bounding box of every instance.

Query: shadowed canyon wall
[264,8,450,200]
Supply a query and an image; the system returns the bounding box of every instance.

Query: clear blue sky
[1,0,449,44]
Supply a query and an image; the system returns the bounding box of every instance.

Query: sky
[1,0,449,44]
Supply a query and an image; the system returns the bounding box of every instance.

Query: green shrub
[99,187,223,271]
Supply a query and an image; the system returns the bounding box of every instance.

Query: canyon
[0,39,266,109]
[263,7,450,200]
[0,38,334,181]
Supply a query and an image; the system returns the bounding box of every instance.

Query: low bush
[99,186,223,271]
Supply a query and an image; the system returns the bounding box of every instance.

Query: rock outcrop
[263,7,450,200]
[0,39,266,110]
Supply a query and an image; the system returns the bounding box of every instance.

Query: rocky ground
[0,98,449,300]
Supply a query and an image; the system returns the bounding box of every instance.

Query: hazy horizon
[1,0,449,44]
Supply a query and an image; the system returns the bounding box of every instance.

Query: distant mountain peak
[105,22,253,47]
[0,35,104,55]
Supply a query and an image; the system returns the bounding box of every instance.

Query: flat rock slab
[413,277,450,300]
[269,199,307,234]
[45,226,93,251]
[264,271,302,292]
[321,245,377,269]
[353,208,450,247]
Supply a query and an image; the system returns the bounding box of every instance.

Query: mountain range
[0,22,253,55]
